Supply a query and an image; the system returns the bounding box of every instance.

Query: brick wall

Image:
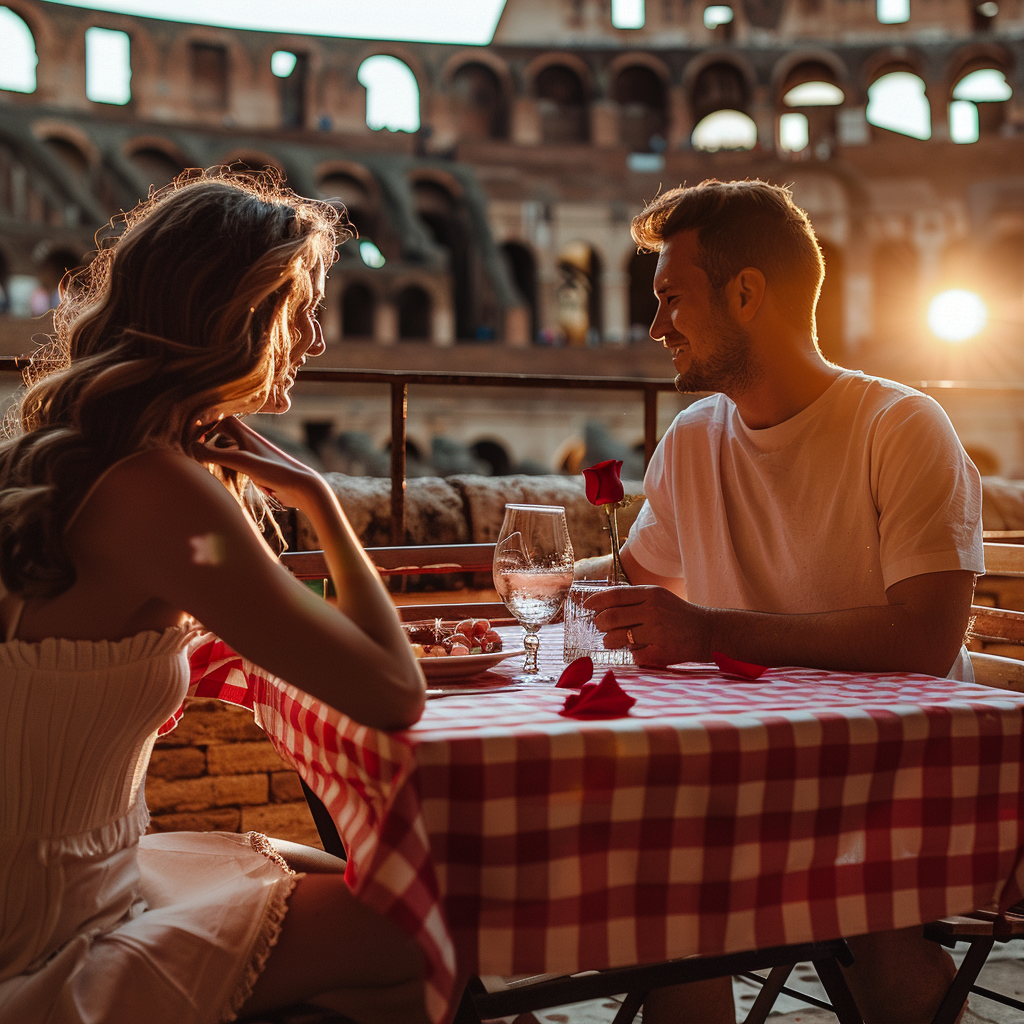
[146,697,323,849]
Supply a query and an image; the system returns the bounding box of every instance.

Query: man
[588,179,983,1024]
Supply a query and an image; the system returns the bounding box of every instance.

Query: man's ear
[727,268,766,322]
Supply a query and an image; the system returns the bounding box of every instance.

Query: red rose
[583,460,624,506]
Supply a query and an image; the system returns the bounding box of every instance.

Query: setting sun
[927,289,988,342]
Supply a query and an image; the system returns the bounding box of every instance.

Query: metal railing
[0,357,679,545]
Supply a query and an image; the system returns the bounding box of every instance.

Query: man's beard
[674,299,758,396]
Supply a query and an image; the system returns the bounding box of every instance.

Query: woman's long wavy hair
[0,168,345,599]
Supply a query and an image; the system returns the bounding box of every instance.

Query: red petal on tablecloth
[713,651,768,679]
[560,669,636,718]
[557,656,594,689]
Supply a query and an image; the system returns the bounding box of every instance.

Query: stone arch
[0,3,40,94]
[317,161,380,238]
[396,284,432,341]
[447,60,509,140]
[124,136,188,191]
[469,438,511,476]
[352,43,429,106]
[685,56,756,123]
[171,29,254,113]
[440,49,514,93]
[626,249,659,341]
[556,240,603,345]
[409,173,472,339]
[771,49,850,98]
[341,279,376,340]
[943,43,1013,95]
[860,48,929,89]
[611,62,668,151]
[408,167,465,199]
[31,118,100,169]
[500,240,538,342]
[529,59,591,145]
[606,51,672,89]
[523,51,595,97]
[259,36,325,130]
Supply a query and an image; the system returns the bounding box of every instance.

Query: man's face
[650,231,757,397]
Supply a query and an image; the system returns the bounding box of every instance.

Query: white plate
[419,648,525,682]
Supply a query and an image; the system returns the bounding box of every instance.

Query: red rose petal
[557,656,594,689]
[713,651,768,679]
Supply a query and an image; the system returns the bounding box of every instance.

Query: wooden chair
[920,539,1024,1021]
[280,544,515,625]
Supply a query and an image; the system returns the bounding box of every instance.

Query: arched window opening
[782,60,845,107]
[414,179,474,340]
[950,68,1012,143]
[397,285,431,341]
[450,62,507,140]
[0,7,37,93]
[535,64,589,144]
[130,147,184,191]
[779,113,809,152]
[867,72,930,139]
[500,242,538,343]
[0,249,10,313]
[628,251,659,342]
[470,439,511,476]
[556,242,602,345]
[815,240,844,362]
[85,27,131,105]
[692,110,757,151]
[318,171,377,241]
[614,65,667,152]
[190,42,229,111]
[691,62,748,124]
[341,282,375,340]
[780,64,844,155]
[43,137,91,178]
[358,55,420,133]
[872,240,920,344]
[272,50,308,129]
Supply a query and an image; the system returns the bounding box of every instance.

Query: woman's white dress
[0,622,299,1023]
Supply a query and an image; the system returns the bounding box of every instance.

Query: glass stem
[523,628,540,674]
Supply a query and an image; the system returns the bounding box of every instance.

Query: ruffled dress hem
[220,832,302,1023]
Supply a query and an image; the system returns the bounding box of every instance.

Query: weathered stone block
[270,770,305,803]
[157,698,265,746]
[148,746,206,780]
[242,802,323,848]
[146,808,242,834]
[207,740,292,776]
[146,773,268,813]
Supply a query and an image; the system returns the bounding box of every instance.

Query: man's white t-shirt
[623,372,984,672]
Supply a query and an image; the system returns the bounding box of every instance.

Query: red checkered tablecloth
[178,625,1024,1024]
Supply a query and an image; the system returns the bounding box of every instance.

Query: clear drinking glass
[563,580,635,666]
[492,504,574,682]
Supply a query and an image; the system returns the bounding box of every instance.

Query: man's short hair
[631,179,825,330]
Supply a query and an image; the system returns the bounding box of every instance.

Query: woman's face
[263,259,327,414]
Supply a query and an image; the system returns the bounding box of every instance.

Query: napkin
[713,651,767,679]
[559,669,636,718]
[557,656,594,689]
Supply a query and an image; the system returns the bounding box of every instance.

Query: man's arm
[574,548,688,598]
[589,567,976,678]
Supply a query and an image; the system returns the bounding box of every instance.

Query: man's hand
[588,585,710,667]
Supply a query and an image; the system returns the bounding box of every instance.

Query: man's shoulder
[666,393,732,433]
[833,371,944,420]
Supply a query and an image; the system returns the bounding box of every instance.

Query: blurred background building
[1,0,1022,476]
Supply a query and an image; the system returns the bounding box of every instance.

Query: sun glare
[927,290,988,342]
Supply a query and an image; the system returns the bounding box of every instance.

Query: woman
[0,169,429,1023]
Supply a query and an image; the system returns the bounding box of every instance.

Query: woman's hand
[194,416,323,512]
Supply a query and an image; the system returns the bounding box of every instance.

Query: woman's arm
[97,438,425,730]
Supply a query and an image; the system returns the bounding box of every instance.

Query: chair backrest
[970,541,1024,690]
[279,543,515,625]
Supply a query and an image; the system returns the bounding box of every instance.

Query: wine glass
[492,504,575,682]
